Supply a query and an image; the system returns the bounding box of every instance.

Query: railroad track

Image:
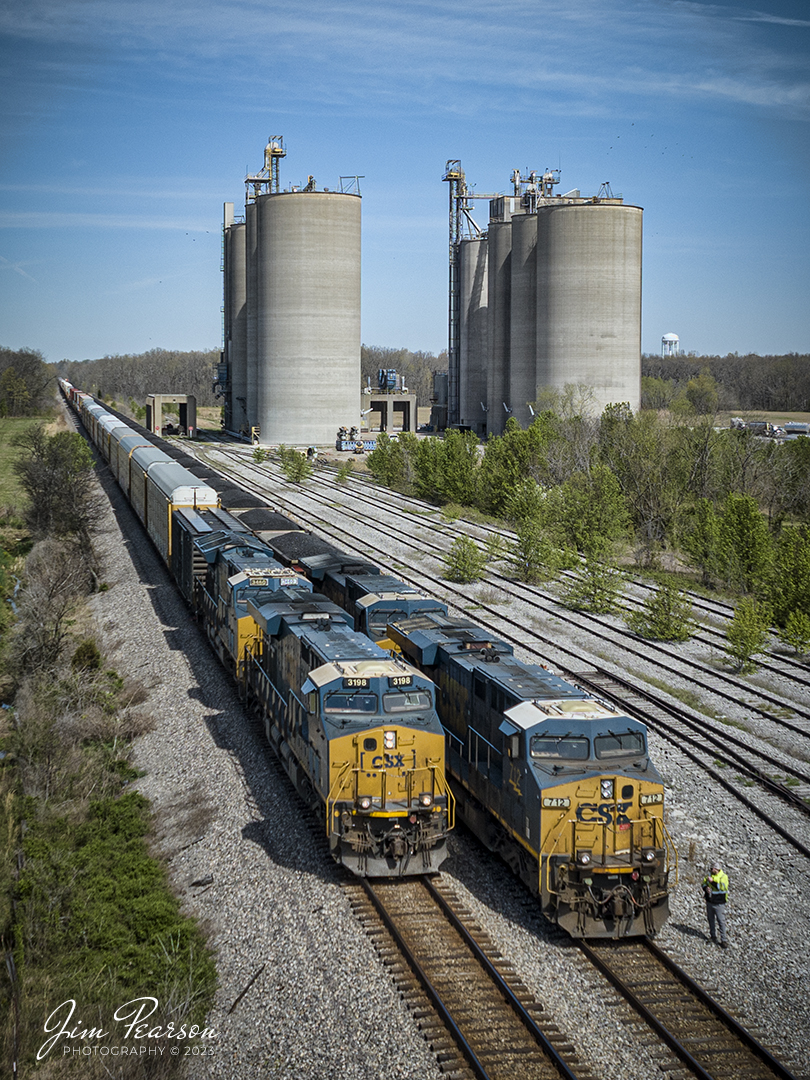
[580,937,800,1080]
[197,437,810,688]
[345,874,802,1080]
[192,442,810,855]
[343,875,589,1080]
[201,443,810,724]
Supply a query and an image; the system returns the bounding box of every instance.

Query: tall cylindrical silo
[509,213,538,428]
[225,221,248,434]
[486,219,513,438]
[245,200,259,433]
[458,237,488,435]
[256,190,361,445]
[535,203,642,414]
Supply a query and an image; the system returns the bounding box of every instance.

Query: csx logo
[576,801,632,825]
[362,753,415,770]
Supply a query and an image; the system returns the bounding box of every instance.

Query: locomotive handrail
[326,762,354,833]
[542,818,574,898]
[541,811,674,899]
[326,762,455,832]
[648,812,679,887]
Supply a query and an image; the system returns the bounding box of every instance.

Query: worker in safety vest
[702,860,729,948]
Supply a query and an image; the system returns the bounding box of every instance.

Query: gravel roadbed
[85,458,810,1079]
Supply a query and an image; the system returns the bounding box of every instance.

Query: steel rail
[359,878,579,1080]
[579,937,799,1080]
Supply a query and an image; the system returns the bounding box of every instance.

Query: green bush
[627,585,694,642]
[778,610,810,657]
[443,535,487,584]
[71,638,102,671]
[726,597,772,673]
[561,557,623,614]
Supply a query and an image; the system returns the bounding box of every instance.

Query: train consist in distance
[60,381,675,935]
[59,381,453,877]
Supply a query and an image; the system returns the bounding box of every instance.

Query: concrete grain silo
[447,164,643,434]
[244,199,259,433]
[535,202,642,413]
[223,207,248,435]
[509,212,539,428]
[485,203,517,438]
[458,237,488,435]
[254,189,361,446]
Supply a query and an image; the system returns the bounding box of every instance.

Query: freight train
[58,381,453,876]
[60,380,675,933]
[257,528,677,938]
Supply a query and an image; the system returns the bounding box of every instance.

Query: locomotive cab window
[368,610,396,636]
[383,689,431,713]
[530,735,589,760]
[324,691,378,713]
[594,731,645,758]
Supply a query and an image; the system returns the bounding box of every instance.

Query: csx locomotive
[58,381,453,876]
[263,530,676,938]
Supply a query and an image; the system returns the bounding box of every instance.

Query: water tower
[662,333,680,357]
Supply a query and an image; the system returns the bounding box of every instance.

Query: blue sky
[1,0,808,363]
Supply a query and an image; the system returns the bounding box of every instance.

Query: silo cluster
[454,171,642,438]
[221,139,362,445]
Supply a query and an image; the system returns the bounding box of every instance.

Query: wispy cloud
[104,271,189,295]
[2,0,807,119]
[0,182,222,200]
[0,211,213,230]
[0,254,38,282]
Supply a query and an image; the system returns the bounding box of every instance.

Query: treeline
[58,347,221,407]
[366,406,810,637]
[0,427,215,1075]
[641,352,810,412]
[55,344,447,412]
[0,347,57,417]
[361,344,447,406]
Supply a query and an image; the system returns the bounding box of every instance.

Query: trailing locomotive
[57,381,453,877]
[262,526,676,938]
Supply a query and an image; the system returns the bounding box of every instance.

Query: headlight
[384,731,396,750]
[600,779,614,799]
[577,851,591,866]
[642,847,656,862]
[418,792,433,808]
[357,796,372,811]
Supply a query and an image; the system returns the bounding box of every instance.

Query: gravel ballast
[84,455,810,1079]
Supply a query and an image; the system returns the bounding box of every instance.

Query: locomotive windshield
[368,610,398,636]
[324,691,378,713]
[383,689,432,712]
[530,735,589,760]
[594,731,646,758]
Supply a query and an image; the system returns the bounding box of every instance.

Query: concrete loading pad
[146,394,198,438]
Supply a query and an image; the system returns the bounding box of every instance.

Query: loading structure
[445,163,642,436]
[221,137,362,446]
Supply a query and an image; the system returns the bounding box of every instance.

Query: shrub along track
[192,444,810,860]
[201,440,810,686]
